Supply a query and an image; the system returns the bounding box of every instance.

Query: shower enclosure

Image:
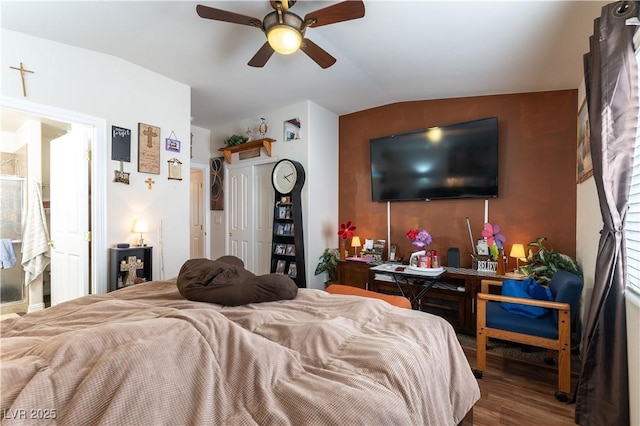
[0,175,25,304]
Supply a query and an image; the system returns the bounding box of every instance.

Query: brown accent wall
[338,90,577,268]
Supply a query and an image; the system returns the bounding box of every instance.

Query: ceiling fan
[196,1,365,69]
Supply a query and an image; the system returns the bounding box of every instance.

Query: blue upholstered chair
[475,270,583,401]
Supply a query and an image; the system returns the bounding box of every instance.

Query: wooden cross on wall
[9,62,34,97]
[120,256,144,286]
[145,178,155,189]
[143,126,157,148]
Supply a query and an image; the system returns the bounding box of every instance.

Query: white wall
[307,102,339,289]
[211,100,338,288]
[2,29,192,282]
[191,124,211,165]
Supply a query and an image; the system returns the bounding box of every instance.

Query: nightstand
[109,247,152,292]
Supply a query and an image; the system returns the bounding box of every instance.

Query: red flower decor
[338,221,356,240]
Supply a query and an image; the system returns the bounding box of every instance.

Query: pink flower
[481,223,506,249]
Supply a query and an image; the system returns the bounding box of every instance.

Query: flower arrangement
[338,221,356,240]
[481,222,506,261]
[406,228,432,249]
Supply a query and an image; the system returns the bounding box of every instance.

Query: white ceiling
[1,1,607,131]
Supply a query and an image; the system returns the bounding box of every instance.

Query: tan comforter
[0,279,479,425]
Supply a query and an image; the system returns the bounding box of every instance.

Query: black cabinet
[109,247,153,292]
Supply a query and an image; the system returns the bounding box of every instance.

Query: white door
[227,162,275,272]
[228,166,252,267]
[49,125,90,305]
[254,164,275,275]
[190,168,205,259]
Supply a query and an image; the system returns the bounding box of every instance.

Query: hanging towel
[0,239,16,269]
[21,184,50,285]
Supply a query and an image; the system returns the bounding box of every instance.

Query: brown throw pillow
[176,256,298,306]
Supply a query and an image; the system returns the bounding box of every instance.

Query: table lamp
[351,236,362,257]
[509,243,526,271]
[133,219,149,247]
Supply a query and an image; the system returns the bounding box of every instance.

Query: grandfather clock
[270,159,306,288]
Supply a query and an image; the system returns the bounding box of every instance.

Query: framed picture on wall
[210,157,224,210]
[284,117,301,142]
[577,98,593,183]
[138,123,161,174]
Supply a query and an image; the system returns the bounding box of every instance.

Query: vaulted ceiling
[2,1,608,130]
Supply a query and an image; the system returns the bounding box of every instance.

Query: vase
[496,249,506,275]
[340,239,346,261]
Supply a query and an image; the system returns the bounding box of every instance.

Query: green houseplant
[223,134,248,146]
[315,248,339,284]
[519,237,583,284]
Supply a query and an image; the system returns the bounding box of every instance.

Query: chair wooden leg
[475,299,487,378]
[557,310,571,399]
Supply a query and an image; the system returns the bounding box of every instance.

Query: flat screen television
[369,117,499,201]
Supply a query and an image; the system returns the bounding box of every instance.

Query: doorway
[190,167,205,259]
[1,97,107,312]
[189,162,211,260]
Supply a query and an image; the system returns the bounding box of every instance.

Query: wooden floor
[463,346,577,426]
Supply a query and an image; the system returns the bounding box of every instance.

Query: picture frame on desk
[276,260,286,274]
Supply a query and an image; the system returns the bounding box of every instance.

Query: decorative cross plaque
[9,62,34,97]
[145,178,155,189]
[120,255,144,286]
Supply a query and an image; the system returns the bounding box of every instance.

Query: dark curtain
[574,2,639,425]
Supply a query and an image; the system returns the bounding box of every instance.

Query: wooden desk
[371,266,512,335]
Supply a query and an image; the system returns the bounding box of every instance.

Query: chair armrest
[477,292,570,311]
[481,279,504,294]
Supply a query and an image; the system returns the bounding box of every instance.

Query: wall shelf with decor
[218,138,276,163]
[109,247,153,292]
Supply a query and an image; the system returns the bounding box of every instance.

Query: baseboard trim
[27,302,45,313]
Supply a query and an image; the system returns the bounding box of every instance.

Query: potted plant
[519,237,583,284]
[315,248,339,285]
[223,134,248,146]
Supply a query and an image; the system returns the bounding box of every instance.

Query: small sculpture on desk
[120,256,144,286]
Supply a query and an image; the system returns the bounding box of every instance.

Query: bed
[1,270,480,425]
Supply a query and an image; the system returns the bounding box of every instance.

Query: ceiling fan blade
[248,42,276,68]
[299,38,336,69]
[304,0,365,28]
[196,4,262,27]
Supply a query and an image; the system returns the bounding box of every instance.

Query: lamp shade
[267,26,302,54]
[509,243,526,260]
[351,236,362,248]
[263,10,303,55]
[133,219,149,234]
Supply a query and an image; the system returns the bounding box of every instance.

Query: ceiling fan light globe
[267,26,302,54]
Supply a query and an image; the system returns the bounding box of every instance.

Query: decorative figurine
[258,118,268,137]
